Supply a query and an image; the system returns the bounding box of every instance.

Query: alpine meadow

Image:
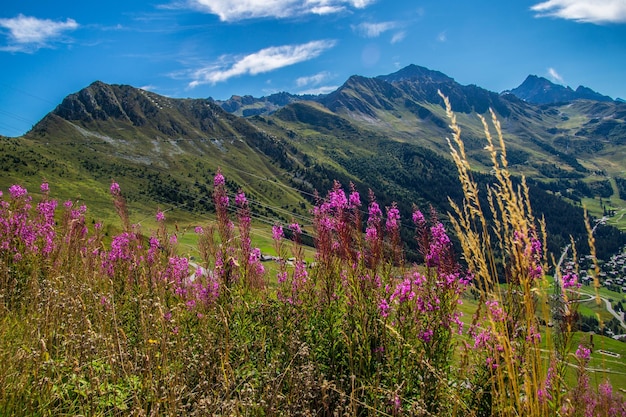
[2,65,626,416]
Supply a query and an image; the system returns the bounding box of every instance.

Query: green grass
[458,284,626,391]
[571,332,626,391]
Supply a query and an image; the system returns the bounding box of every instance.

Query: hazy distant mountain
[507,75,613,104]
[212,91,321,117]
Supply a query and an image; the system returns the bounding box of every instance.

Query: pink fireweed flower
[348,190,361,208]
[426,222,451,267]
[213,170,225,187]
[385,203,400,232]
[156,210,165,222]
[598,380,613,399]
[412,209,425,225]
[148,236,160,262]
[217,194,229,208]
[365,226,378,243]
[531,235,542,256]
[472,328,493,350]
[249,247,265,276]
[195,272,220,305]
[328,182,348,210]
[419,329,434,343]
[391,278,415,304]
[378,298,390,318]
[272,224,284,241]
[235,191,247,207]
[368,201,382,221]
[110,182,121,196]
[562,272,581,289]
[163,256,189,289]
[412,271,426,286]
[36,199,57,221]
[486,357,499,370]
[40,182,49,193]
[69,204,87,220]
[9,184,27,199]
[486,300,505,322]
[289,222,302,235]
[539,361,555,404]
[529,264,543,280]
[575,344,591,362]
[194,226,203,234]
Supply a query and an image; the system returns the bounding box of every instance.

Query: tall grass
[0,97,624,416]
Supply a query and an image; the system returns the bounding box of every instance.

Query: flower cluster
[0,183,59,262]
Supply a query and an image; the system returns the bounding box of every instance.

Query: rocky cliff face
[48,81,237,138]
[54,81,152,125]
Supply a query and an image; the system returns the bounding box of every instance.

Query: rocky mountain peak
[508,75,613,104]
[376,64,454,84]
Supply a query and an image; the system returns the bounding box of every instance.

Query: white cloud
[186,0,376,21]
[437,31,447,42]
[188,40,336,88]
[297,85,339,95]
[296,71,332,87]
[531,0,626,24]
[547,67,564,83]
[391,31,406,44]
[0,14,78,52]
[352,21,398,38]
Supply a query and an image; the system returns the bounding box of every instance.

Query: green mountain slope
[2,66,625,259]
[1,81,309,226]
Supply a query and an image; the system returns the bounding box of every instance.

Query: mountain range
[1,64,625,258]
[506,74,615,104]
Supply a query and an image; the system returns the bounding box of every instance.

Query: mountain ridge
[506,74,614,104]
[210,65,615,117]
[2,64,625,260]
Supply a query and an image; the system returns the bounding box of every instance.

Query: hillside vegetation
[2,66,626,261]
[1,98,625,416]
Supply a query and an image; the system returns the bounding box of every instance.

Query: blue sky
[1,0,625,137]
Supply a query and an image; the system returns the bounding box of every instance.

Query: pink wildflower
[213,169,225,187]
[385,203,400,232]
[379,298,390,318]
[235,191,247,207]
[9,185,27,199]
[419,329,434,343]
[272,224,284,241]
[110,182,121,195]
[575,344,591,362]
[348,188,361,208]
[289,222,302,235]
[562,272,581,289]
[412,209,425,225]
